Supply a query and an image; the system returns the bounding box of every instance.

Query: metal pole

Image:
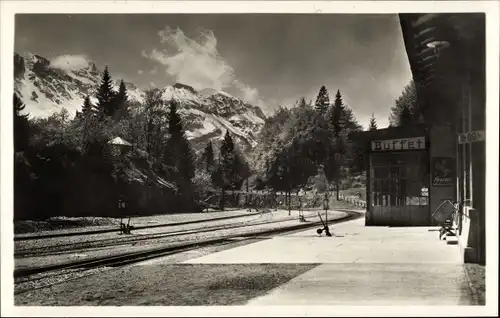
[245,178,249,208]
[288,166,291,216]
[325,192,328,224]
[286,153,291,216]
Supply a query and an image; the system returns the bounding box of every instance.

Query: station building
[352,13,486,264]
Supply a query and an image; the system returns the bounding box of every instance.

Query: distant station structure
[353,14,485,264]
[352,124,431,227]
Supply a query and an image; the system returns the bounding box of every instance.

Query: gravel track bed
[14,208,252,237]
[15,267,114,295]
[16,264,319,306]
[15,238,266,295]
[15,209,320,256]
[15,211,347,271]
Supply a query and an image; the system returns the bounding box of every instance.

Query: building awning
[398,13,485,123]
[350,124,429,143]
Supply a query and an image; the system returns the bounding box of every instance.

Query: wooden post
[245,178,249,208]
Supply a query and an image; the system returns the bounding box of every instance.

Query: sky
[15,14,413,128]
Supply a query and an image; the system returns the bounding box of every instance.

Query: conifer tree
[297,97,308,109]
[202,141,215,172]
[81,95,94,116]
[324,89,348,200]
[163,100,195,183]
[113,79,129,118]
[167,100,180,135]
[389,80,419,127]
[13,93,30,152]
[331,89,345,137]
[220,131,233,180]
[314,85,330,114]
[368,113,378,131]
[219,131,236,189]
[217,131,250,193]
[220,131,235,159]
[117,80,128,103]
[212,132,237,210]
[77,95,95,153]
[96,66,116,118]
[142,88,165,162]
[399,106,413,127]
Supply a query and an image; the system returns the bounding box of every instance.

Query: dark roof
[350,124,429,143]
[399,13,485,89]
[398,13,485,125]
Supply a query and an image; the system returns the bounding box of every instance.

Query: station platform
[184,214,474,306]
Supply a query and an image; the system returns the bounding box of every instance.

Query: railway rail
[15,209,331,257]
[15,210,363,282]
[14,209,265,241]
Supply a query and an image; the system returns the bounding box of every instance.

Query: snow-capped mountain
[14,52,145,118]
[14,52,266,152]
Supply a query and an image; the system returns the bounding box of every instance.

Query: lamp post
[279,149,292,216]
[324,191,330,231]
[287,163,291,216]
[333,117,346,201]
[108,137,133,233]
[218,153,225,211]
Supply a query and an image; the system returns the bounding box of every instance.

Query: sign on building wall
[431,157,455,187]
[458,130,485,144]
[371,136,426,151]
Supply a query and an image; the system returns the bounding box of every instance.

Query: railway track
[14,210,363,281]
[15,209,328,257]
[14,209,265,242]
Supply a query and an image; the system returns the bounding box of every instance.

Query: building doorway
[369,151,430,226]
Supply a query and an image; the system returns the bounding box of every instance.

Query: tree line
[13,66,250,220]
[356,79,422,131]
[14,63,420,220]
[250,85,364,203]
[246,79,420,204]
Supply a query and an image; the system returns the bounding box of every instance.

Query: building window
[371,152,429,207]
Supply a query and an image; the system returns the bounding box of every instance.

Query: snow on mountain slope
[153,83,266,151]
[14,52,266,152]
[14,52,144,118]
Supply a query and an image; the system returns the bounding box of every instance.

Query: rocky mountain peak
[14,51,267,152]
[173,83,197,95]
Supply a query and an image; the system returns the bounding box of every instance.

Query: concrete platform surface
[246,263,473,305]
[184,215,472,305]
[184,216,462,264]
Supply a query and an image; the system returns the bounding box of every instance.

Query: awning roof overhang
[398,13,485,124]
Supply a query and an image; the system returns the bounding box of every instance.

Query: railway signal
[118,198,133,235]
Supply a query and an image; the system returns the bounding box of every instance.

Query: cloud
[149,81,157,88]
[233,80,265,109]
[51,54,90,71]
[143,26,266,109]
[137,69,144,75]
[149,67,158,75]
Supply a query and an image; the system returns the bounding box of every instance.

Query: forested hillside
[14,63,369,221]
[249,87,365,198]
[14,66,252,220]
